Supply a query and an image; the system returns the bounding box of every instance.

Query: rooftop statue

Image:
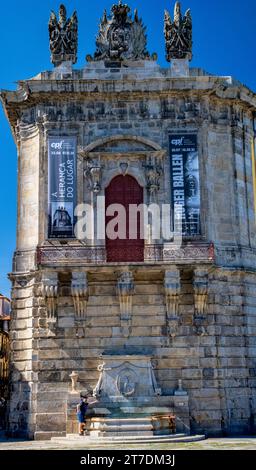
[49,4,78,66]
[164,1,192,61]
[87,1,155,62]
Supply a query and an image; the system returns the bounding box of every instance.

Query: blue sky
[0,0,256,297]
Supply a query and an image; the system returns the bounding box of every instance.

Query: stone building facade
[0,294,10,429]
[1,3,256,439]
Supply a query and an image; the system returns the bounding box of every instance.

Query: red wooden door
[105,175,144,262]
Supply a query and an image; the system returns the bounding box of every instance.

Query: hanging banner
[48,137,77,238]
[169,134,200,236]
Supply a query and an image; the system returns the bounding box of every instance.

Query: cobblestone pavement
[0,437,256,450]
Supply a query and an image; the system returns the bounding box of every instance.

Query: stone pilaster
[164,268,181,338]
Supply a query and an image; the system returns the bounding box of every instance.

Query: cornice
[2,75,256,104]
[1,75,256,134]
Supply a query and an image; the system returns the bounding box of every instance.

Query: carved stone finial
[174,378,187,396]
[59,4,67,25]
[49,4,78,66]
[164,1,192,62]
[88,3,155,62]
[69,371,79,393]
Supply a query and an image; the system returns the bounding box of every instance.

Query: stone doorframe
[78,135,166,252]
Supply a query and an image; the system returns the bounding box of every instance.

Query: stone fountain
[67,355,190,437]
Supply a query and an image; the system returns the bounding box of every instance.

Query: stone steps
[91,418,152,425]
[91,424,153,431]
[90,417,154,436]
[51,433,205,444]
[92,431,154,437]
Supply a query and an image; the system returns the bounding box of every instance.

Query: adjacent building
[0,294,10,333]
[0,294,10,429]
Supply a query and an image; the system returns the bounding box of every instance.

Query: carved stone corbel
[193,268,209,336]
[71,272,89,321]
[164,268,181,338]
[84,157,102,193]
[117,271,134,335]
[40,272,58,327]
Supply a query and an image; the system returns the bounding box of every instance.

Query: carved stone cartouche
[88,2,154,62]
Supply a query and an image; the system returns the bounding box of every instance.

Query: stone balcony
[36,242,214,268]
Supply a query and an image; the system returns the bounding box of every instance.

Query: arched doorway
[105,175,144,262]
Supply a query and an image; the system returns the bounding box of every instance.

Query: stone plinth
[171,59,190,77]
[83,60,162,80]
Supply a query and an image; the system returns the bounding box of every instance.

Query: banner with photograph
[48,137,77,238]
[169,134,200,236]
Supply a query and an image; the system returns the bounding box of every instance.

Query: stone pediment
[80,135,165,159]
[92,140,153,153]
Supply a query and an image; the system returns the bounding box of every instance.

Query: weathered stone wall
[8,275,36,437]
[8,266,256,439]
